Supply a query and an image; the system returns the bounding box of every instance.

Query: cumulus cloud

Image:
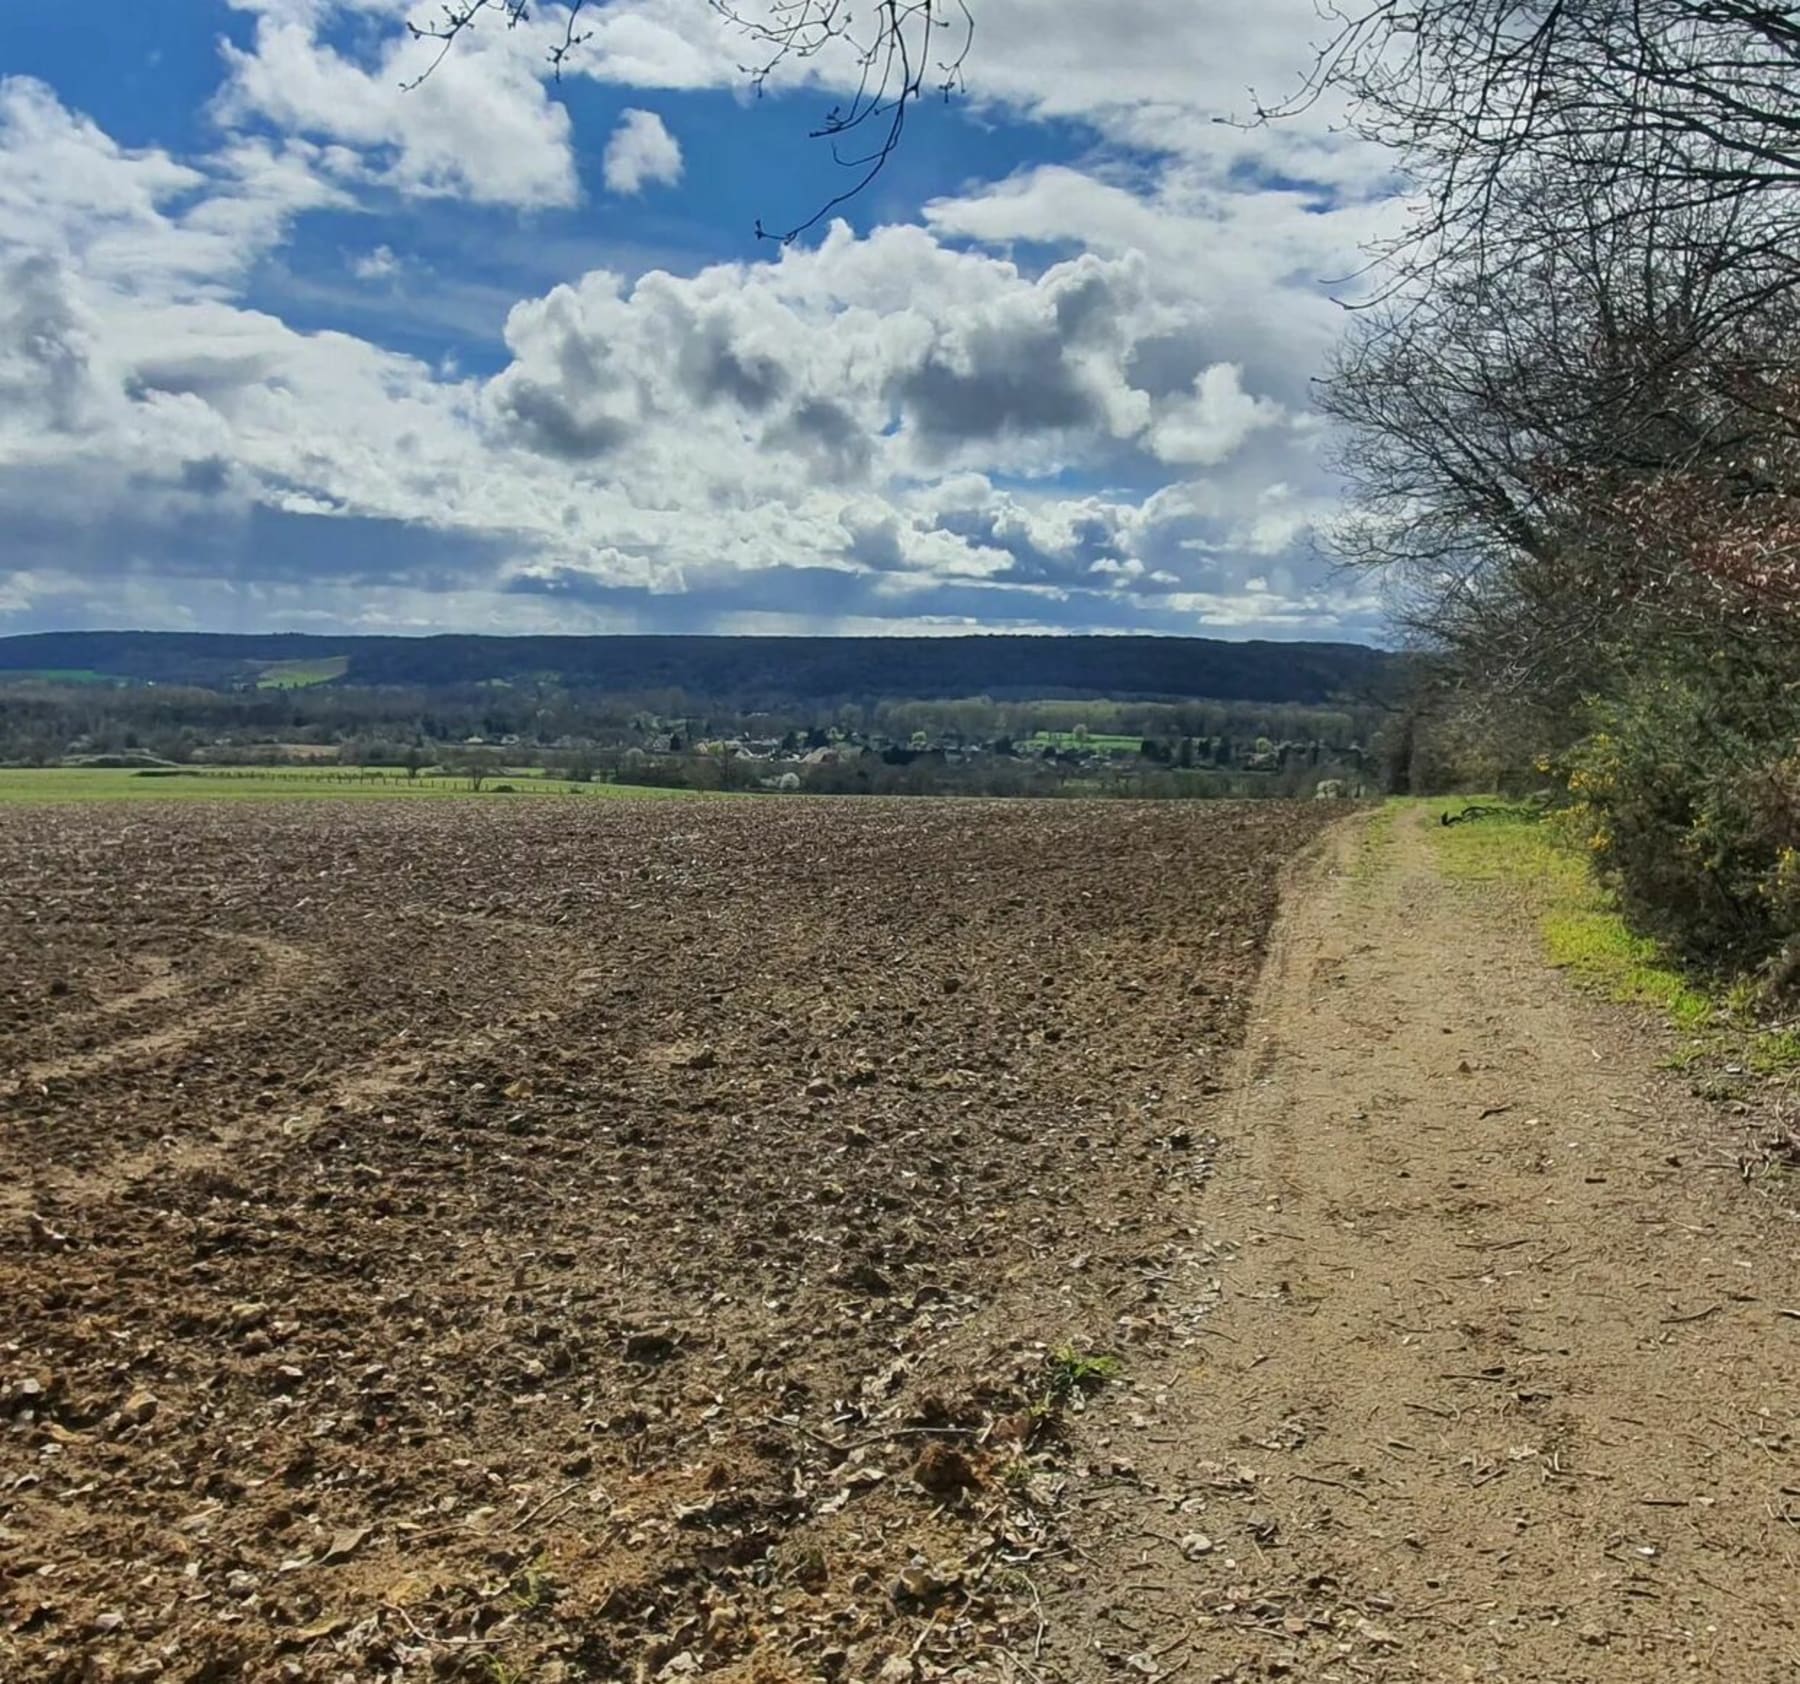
[603,109,683,195]
[0,9,1396,643]
[0,78,349,298]
[0,254,98,435]
[1150,363,1284,466]
[215,0,578,208]
[483,231,1181,487]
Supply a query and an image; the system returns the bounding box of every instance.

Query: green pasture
[0,668,116,685]
[0,767,703,804]
[255,656,351,688]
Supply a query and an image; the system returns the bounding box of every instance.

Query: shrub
[1557,652,1800,981]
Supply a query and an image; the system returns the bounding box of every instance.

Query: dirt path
[1047,806,1800,1683]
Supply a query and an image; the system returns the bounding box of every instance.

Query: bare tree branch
[401,0,972,240]
[1259,0,1800,298]
[402,0,596,89]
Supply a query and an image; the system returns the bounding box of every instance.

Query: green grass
[1747,1026,1800,1076]
[1423,798,1800,1087]
[1415,793,1798,1073]
[0,767,703,804]
[1037,1343,1122,1416]
[0,668,116,685]
[255,656,350,689]
[1422,797,1715,1026]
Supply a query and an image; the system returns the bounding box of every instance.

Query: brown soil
[5,799,1796,1684]
[1040,806,1800,1683]
[0,797,1330,1684]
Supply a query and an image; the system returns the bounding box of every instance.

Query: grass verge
[1419,796,1799,1077]
[1421,797,1712,1025]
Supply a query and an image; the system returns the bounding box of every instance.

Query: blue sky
[0,0,1399,641]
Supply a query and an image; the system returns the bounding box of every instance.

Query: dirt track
[1043,807,1800,1682]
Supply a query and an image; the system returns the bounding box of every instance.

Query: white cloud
[209,0,1395,218]
[0,25,1398,641]
[0,254,101,437]
[215,0,579,208]
[539,0,1397,201]
[481,229,1173,486]
[603,109,684,196]
[350,244,401,281]
[0,78,349,298]
[1150,363,1285,466]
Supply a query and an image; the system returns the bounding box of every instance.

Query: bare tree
[1264,2,1800,286]
[1324,166,1800,691]
[1296,1,1800,677]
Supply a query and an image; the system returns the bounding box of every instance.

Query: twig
[1288,1471,1375,1502]
[383,1603,432,1644]
[998,1647,1054,1684]
[508,1480,582,1534]
[1692,1570,1758,1607]
[380,1605,508,1649]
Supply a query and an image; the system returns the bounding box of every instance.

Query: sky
[0,0,1403,642]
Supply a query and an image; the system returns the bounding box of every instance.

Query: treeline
[851,697,1375,746]
[0,679,657,765]
[0,680,1386,766]
[0,631,1392,707]
[1320,0,1800,986]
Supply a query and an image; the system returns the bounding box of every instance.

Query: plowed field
[0,798,1331,1684]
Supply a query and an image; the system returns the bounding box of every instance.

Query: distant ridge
[0,631,1393,706]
